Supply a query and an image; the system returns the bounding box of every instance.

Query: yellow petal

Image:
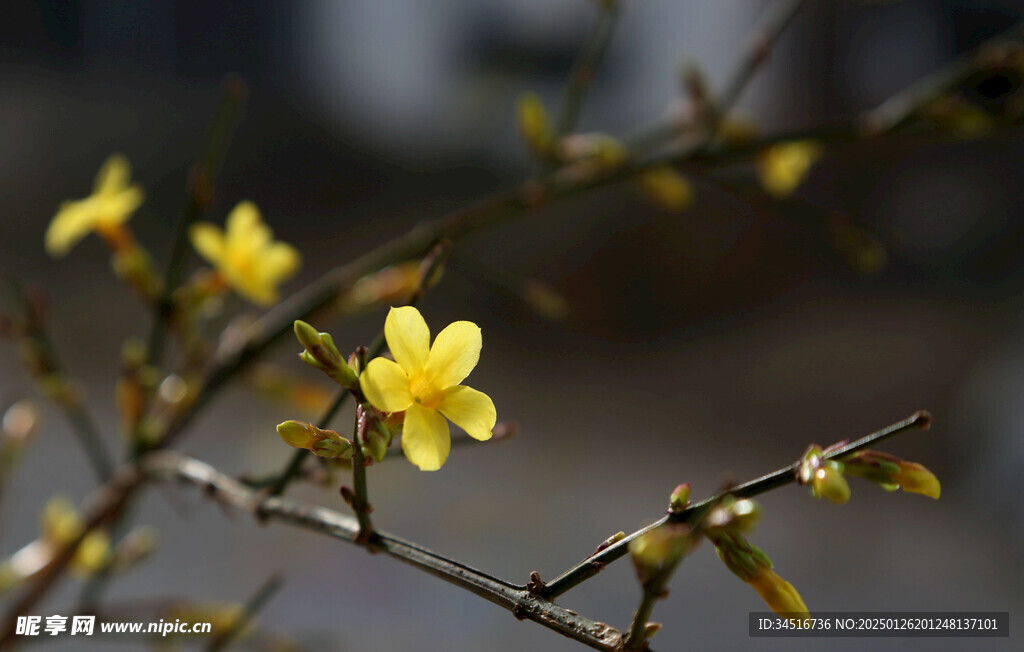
[189,223,226,265]
[45,202,96,257]
[262,241,301,281]
[439,386,495,441]
[385,306,430,374]
[226,201,261,239]
[99,186,144,225]
[895,462,941,499]
[401,404,450,471]
[423,321,481,389]
[360,358,413,413]
[93,154,131,195]
[230,272,276,306]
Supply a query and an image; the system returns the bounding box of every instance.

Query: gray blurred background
[2,0,1023,650]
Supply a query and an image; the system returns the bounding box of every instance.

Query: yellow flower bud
[811,462,851,504]
[517,92,554,158]
[894,461,941,499]
[748,567,810,619]
[277,421,353,459]
[757,140,823,198]
[635,165,694,212]
[71,530,113,576]
[843,450,940,499]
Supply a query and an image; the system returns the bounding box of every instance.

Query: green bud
[517,92,554,158]
[593,531,626,555]
[294,320,359,388]
[628,524,697,587]
[293,320,321,352]
[811,461,851,504]
[327,359,359,389]
[299,350,324,370]
[668,483,691,513]
[712,532,772,582]
[277,420,317,449]
[704,496,762,534]
[278,420,353,458]
[643,622,662,640]
[312,435,353,459]
[363,428,388,463]
[746,541,773,570]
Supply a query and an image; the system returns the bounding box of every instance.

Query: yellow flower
[359,306,496,471]
[45,154,144,257]
[756,140,823,197]
[189,201,300,306]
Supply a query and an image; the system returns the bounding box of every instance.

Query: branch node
[526,570,546,594]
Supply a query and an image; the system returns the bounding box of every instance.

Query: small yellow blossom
[45,154,144,257]
[359,306,496,471]
[188,201,300,306]
[757,140,823,197]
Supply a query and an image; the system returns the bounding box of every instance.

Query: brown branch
[139,452,627,652]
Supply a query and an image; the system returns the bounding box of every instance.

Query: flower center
[409,374,442,410]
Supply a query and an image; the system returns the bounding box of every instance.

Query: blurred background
[2,0,1023,650]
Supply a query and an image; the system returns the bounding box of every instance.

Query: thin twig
[204,573,284,652]
[539,411,931,599]
[144,76,248,375]
[626,0,811,155]
[553,1,621,138]
[1,277,114,482]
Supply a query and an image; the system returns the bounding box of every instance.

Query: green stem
[350,405,374,537]
[624,587,662,651]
